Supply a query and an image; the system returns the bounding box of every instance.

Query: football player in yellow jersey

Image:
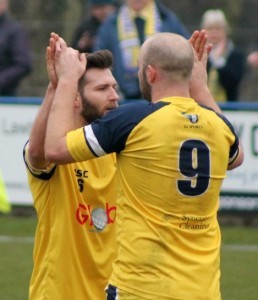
[23,34,119,299]
[45,31,244,300]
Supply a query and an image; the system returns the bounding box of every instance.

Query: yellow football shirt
[24,144,117,300]
[66,97,240,300]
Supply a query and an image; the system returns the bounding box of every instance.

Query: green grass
[220,226,258,300]
[0,214,37,300]
[0,214,257,300]
[221,251,258,299]
[221,226,258,245]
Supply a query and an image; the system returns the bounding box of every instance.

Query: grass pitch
[0,213,257,300]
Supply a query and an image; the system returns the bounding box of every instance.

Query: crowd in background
[1,0,258,100]
[0,0,32,96]
[70,0,258,103]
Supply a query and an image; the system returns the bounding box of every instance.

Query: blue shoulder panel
[91,101,169,154]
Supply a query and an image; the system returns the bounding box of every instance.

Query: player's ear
[146,64,156,84]
[74,92,81,107]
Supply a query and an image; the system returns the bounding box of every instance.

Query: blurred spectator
[94,0,189,100]
[247,50,258,69]
[201,9,245,102]
[0,0,32,96]
[71,0,117,53]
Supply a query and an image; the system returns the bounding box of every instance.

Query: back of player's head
[140,32,194,82]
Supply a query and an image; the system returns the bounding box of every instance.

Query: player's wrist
[58,76,79,86]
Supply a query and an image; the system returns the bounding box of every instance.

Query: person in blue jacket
[0,0,32,96]
[94,0,189,101]
[71,0,117,53]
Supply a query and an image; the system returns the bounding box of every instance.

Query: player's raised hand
[54,37,86,82]
[189,41,210,99]
[189,37,222,113]
[189,29,213,96]
[189,29,211,61]
[46,32,59,87]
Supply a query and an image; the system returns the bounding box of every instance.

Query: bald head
[139,33,194,82]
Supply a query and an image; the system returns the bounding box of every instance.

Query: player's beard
[80,94,102,124]
[140,70,151,102]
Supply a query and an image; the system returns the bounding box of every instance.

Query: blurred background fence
[8,0,258,100]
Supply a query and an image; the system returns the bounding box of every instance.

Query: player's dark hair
[86,50,113,70]
[78,50,113,93]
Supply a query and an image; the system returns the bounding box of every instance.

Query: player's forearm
[28,83,56,168]
[45,77,77,163]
